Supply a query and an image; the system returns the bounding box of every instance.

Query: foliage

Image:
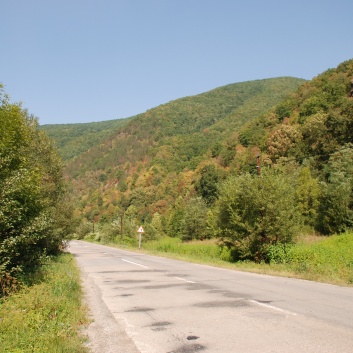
[38,58,353,250]
[266,124,302,162]
[143,237,230,262]
[215,169,301,261]
[0,253,89,352]
[99,232,353,285]
[40,118,132,161]
[180,198,211,241]
[0,85,73,280]
[317,144,353,234]
[56,77,304,232]
[195,164,222,205]
[267,232,353,284]
[295,166,321,227]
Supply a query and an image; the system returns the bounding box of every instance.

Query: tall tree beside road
[318,144,353,234]
[0,85,73,281]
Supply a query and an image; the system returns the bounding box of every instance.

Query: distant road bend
[69,241,353,353]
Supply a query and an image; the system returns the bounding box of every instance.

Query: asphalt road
[68,240,353,353]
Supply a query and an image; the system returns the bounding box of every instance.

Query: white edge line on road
[122,259,150,269]
[249,300,298,316]
[173,276,196,284]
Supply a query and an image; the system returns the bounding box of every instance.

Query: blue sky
[1,0,352,125]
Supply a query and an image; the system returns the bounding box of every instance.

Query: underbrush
[143,237,233,262]
[0,253,89,353]
[267,232,353,284]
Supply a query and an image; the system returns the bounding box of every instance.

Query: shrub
[215,168,301,261]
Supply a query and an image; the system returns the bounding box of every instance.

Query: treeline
[40,117,132,161]
[0,85,75,294]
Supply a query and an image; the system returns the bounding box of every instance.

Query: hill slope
[62,77,304,176]
[50,77,305,226]
[41,59,353,257]
[40,118,132,161]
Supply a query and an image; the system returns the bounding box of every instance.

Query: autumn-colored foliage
[41,59,353,260]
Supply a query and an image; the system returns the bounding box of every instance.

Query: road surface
[68,240,353,353]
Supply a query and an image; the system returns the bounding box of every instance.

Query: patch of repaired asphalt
[195,300,250,308]
[167,343,206,353]
[113,279,150,283]
[125,306,154,312]
[186,283,212,291]
[149,321,172,327]
[141,283,186,290]
[147,321,172,332]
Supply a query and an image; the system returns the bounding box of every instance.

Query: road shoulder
[80,268,141,353]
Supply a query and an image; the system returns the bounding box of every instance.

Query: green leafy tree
[215,169,301,261]
[166,196,186,238]
[180,197,210,241]
[0,86,71,277]
[318,144,353,234]
[295,167,321,227]
[195,164,221,205]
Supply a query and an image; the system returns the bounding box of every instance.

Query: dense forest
[38,58,353,262]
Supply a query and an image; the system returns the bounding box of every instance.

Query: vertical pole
[120,213,123,238]
[256,155,261,175]
[138,233,142,249]
[92,220,95,234]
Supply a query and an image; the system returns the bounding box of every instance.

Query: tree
[215,169,301,261]
[0,86,72,278]
[295,166,320,227]
[266,124,301,162]
[166,196,186,238]
[180,197,210,241]
[318,144,353,234]
[195,164,221,205]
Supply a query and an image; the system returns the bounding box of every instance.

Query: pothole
[187,336,199,341]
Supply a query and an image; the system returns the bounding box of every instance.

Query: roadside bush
[267,243,294,264]
[215,168,301,262]
[76,221,93,239]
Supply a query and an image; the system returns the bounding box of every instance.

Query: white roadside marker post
[137,226,144,249]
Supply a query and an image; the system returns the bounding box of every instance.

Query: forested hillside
[56,77,305,245]
[40,118,132,161]
[45,59,353,262]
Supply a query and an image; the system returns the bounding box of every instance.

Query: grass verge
[94,232,353,286]
[0,253,89,353]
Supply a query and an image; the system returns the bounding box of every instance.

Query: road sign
[137,226,144,248]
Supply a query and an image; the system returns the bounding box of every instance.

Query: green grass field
[0,253,89,353]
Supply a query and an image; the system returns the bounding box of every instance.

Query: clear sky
[1,0,352,125]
